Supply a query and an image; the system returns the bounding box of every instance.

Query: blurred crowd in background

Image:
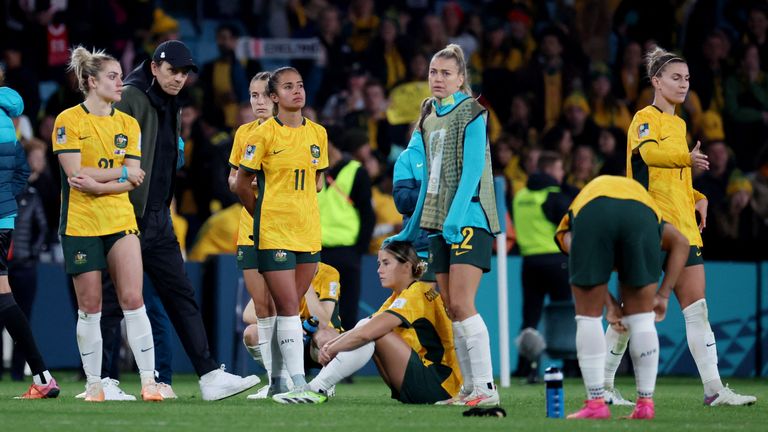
[3,0,768,263]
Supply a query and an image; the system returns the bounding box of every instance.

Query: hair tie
[655,57,684,76]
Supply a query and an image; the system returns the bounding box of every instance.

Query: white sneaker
[157,383,178,399]
[75,378,137,401]
[604,387,635,406]
[246,385,270,400]
[705,385,757,406]
[199,365,260,401]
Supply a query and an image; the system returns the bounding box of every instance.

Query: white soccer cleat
[604,387,635,406]
[75,378,137,401]
[199,365,260,401]
[246,385,270,400]
[455,387,500,407]
[435,386,471,405]
[705,385,757,406]
[157,383,177,399]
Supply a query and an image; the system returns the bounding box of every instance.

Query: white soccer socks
[452,321,474,390]
[575,315,606,400]
[682,299,724,396]
[276,315,306,387]
[623,312,658,399]
[461,314,495,391]
[309,341,375,394]
[76,310,103,385]
[604,324,630,389]
[124,305,156,383]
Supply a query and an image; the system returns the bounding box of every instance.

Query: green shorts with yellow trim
[257,249,321,272]
[236,244,258,270]
[391,350,452,404]
[569,197,662,288]
[429,227,493,274]
[62,230,138,275]
[662,245,704,270]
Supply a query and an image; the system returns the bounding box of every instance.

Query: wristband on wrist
[118,165,128,183]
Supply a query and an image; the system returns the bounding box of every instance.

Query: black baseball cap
[152,40,198,72]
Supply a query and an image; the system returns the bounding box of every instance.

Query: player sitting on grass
[555,176,690,419]
[272,241,462,404]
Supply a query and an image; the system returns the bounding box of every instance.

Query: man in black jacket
[98,40,259,401]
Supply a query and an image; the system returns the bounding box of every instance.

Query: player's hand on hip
[690,141,709,171]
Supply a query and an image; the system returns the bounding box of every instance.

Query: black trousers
[515,253,573,376]
[100,207,219,378]
[321,246,362,332]
[0,261,37,380]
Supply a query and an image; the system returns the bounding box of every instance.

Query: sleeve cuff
[239,164,257,173]
[384,310,411,328]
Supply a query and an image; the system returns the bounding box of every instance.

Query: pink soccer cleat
[624,397,654,419]
[17,378,60,399]
[567,398,611,419]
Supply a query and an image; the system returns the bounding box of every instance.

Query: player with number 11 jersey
[239,114,328,252]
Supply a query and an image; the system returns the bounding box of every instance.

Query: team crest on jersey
[114,133,128,149]
[56,126,66,144]
[390,298,407,310]
[329,282,339,298]
[244,145,256,161]
[638,123,650,139]
[310,144,320,158]
[274,250,287,263]
[74,251,88,265]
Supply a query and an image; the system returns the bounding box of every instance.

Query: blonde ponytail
[68,46,117,95]
[432,43,472,96]
[644,45,685,79]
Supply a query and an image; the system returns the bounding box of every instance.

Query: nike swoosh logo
[416,163,424,168]
[609,350,623,356]
[82,351,95,356]
[272,149,286,155]
[454,250,470,256]
[706,342,716,347]
[696,252,702,257]
[79,136,91,140]
[141,347,153,352]
[660,136,670,141]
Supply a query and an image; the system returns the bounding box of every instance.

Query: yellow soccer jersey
[626,105,702,246]
[555,175,663,252]
[376,282,462,397]
[299,262,342,330]
[239,117,329,251]
[53,104,140,236]
[229,119,263,246]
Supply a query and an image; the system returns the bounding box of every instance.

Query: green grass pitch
[0,374,765,431]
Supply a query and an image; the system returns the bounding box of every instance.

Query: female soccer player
[0,66,60,399]
[555,175,689,419]
[390,43,500,406]
[273,241,461,405]
[612,46,756,406]
[234,66,328,400]
[53,46,161,402]
[227,71,278,399]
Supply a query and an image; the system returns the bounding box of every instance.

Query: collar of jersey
[80,103,115,117]
[433,91,469,116]
[273,115,307,127]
